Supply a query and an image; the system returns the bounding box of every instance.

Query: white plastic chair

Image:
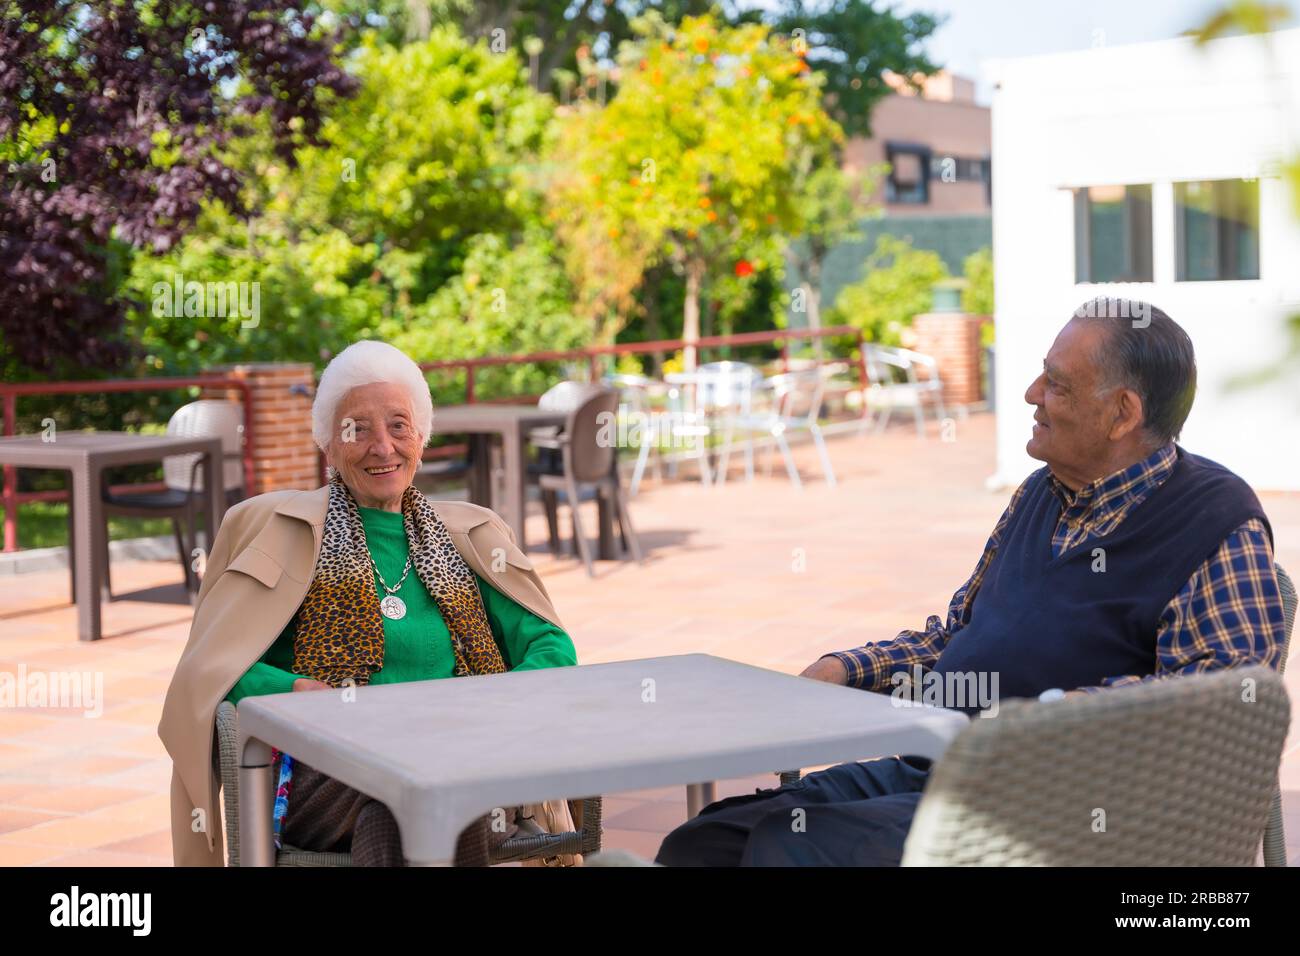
[859,345,947,438]
[717,368,836,489]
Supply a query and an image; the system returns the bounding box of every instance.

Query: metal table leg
[686,782,717,819]
[238,735,276,867]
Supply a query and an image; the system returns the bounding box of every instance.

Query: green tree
[961,246,994,316]
[122,26,556,372]
[547,11,841,366]
[378,228,587,402]
[826,234,949,345]
[786,158,882,355]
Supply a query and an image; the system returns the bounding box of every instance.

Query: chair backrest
[538,380,603,413]
[603,373,664,417]
[901,665,1291,866]
[563,387,621,483]
[693,361,763,410]
[763,369,826,424]
[1277,564,1295,672]
[164,401,245,493]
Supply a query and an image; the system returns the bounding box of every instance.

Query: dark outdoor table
[429,404,619,557]
[0,431,225,641]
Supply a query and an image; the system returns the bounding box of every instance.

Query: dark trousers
[274,755,406,866]
[655,755,933,866]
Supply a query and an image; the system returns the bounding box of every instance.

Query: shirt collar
[1048,442,1178,521]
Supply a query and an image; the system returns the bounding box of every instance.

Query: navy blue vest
[930,448,1271,711]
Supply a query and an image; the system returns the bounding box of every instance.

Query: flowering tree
[547,11,841,366]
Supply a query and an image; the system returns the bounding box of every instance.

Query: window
[1073,184,1153,283]
[1175,179,1260,281]
[930,156,990,184]
[885,142,931,204]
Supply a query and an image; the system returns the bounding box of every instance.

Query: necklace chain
[371,554,412,595]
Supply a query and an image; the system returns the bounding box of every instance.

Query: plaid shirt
[828,443,1283,696]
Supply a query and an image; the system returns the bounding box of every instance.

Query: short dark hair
[1070,297,1197,445]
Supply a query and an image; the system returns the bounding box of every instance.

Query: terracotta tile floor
[2,412,1298,866]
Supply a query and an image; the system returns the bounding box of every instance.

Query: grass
[7,502,179,551]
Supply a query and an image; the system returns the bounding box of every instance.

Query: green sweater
[224,503,576,705]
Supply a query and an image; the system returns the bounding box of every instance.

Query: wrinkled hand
[799,656,849,685]
[292,678,332,692]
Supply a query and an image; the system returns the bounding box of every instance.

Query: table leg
[202,442,225,559]
[66,481,76,605]
[71,464,104,642]
[468,435,492,506]
[239,736,276,867]
[501,422,527,549]
[597,484,616,560]
[686,782,717,819]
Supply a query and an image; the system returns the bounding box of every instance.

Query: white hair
[312,340,434,452]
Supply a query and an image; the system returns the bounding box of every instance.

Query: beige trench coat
[157,484,567,866]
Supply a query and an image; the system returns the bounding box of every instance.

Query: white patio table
[237,653,968,866]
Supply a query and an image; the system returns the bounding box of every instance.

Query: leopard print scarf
[291,469,508,685]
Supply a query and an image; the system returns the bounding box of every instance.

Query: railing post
[588,353,600,384]
[3,391,16,552]
[856,331,871,422]
[781,342,790,374]
[465,366,476,404]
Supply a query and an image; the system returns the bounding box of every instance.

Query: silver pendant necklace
[372,554,413,620]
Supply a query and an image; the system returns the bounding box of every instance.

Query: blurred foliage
[825,234,949,346]
[961,246,994,316]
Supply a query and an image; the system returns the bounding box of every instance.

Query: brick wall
[200,362,320,494]
[911,312,986,408]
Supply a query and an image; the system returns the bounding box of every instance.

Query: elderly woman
[158,341,577,866]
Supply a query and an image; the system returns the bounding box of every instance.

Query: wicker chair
[215,700,602,866]
[900,665,1290,865]
[1263,564,1296,866]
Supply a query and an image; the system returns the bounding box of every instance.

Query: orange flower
[734,260,755,278]
[693,36,709,54]
[698,196,711,208]
[706,210,717,222]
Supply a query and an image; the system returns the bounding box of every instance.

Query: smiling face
[1023,318,1145,490]
[325,381,424,511]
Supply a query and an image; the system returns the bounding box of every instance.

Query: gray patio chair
[533,387,643,577]
[858,345,947,438]
[900,664,1290,865]
[716,368,836,489]
[96,400,245,599]
[215,700,603,866]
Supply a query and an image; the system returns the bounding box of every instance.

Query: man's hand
[292,678,332,692]
[799,656,849,685]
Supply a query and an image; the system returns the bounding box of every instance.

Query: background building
[988,28,1300,492]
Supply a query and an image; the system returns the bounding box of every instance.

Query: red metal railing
[1,376,255,552]
[416,324,870,403]
[3,326,866,550]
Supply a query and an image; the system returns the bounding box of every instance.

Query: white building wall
[987,29,1300,491]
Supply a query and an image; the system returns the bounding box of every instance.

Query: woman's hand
[292,678,332,692]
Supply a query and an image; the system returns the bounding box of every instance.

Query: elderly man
[656,299,1285,867]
